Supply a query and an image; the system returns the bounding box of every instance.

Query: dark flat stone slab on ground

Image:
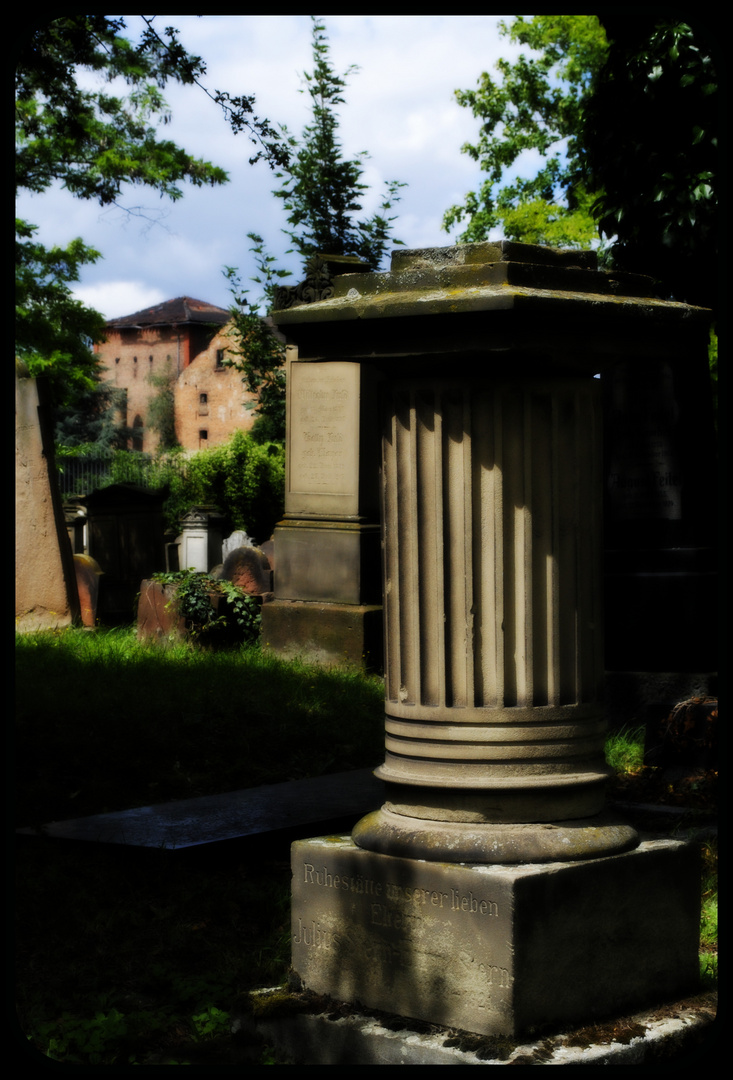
[17,769,384,849]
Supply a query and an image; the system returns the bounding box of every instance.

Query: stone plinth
[291,836,700,1039]
[272,521,380,605]
[262,599,383,669]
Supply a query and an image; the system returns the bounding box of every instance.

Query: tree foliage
[443,16,607,248]
[15,15,283,205]
[274,16,405,270]
[53,383,131,450]
[15,16,286,428]
[444,15,719,311]
[164,430,285,542]
[577,16,719,307]
[223,236,288,443]
[15,219,107,410]
[146,362,180,452]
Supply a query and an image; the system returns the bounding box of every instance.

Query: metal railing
[56,450,187,498]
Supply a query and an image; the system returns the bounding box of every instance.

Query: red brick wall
[96,321,257,452]
[174,325,256,450]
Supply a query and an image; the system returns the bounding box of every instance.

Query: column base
[352,806,639,864]
[291,835,700,1038]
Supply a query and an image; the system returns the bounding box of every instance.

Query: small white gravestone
[222,530,254,560]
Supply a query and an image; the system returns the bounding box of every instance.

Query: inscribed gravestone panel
[287,361,360,517]
[291,837,514,1035]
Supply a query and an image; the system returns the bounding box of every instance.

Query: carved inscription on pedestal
[291,838,513,1034]
[289,362,359,498]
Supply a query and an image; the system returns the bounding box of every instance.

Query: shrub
[164,431,284,542]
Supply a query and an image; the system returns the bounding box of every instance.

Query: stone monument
[177,505,226,573]
[278,243,705,1038]
[15,361,80,631]
[261,256,383,670]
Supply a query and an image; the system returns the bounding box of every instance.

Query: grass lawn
[14,629,717,1065]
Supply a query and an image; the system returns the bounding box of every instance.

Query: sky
[16,15,530,321]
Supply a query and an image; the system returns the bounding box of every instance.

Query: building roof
[107,297,230,329]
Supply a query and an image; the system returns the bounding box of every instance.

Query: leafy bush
[164,430,284,542]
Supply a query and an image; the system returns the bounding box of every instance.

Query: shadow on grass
[15,627,385,827]
[15,627,385,1064]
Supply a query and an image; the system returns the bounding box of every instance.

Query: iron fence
[56,450,187,498]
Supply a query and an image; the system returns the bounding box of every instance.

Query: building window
[198,392,209,416]
[149,355,154,364]
[199,429,208,448]
[215,349,225,368]
[115,357,120,365]
[132,415,144,452]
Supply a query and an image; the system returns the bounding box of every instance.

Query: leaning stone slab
[291,836,700,1039]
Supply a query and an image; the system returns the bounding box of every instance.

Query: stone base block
[262,600,383,671]
[291,836,700,1038]
[274,521,382,605]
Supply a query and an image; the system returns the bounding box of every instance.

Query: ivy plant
[152,569,261,645]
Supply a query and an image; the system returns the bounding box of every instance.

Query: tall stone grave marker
[277,243,706,1038]
[262,257,383,670]
[15,361,80,630]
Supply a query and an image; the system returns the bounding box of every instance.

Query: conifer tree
[274,16,404,270]
[225,17,406,440]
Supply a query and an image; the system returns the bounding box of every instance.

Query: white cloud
[73,282,168,321]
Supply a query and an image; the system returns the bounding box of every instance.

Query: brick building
[95,296,257,453]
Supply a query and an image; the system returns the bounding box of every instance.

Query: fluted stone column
[351,376,638,861]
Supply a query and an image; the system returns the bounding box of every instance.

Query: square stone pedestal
[262,600,383,670]
[291,836,700,1039]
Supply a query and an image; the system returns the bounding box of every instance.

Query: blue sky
[17,16,531,320]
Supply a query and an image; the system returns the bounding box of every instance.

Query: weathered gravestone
[84,484,167,625]
[221,545,274,602]
[274,242,705,1040]
[73,554,103,628]
[603,356,717,675]
[222,529,255,559]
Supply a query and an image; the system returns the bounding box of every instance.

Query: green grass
[15,626,385,827]
[15,629,716,1064]
[698,838,718,987]
[15,627,385,1064]
[604,725,646,775]
[605,724,718,988]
